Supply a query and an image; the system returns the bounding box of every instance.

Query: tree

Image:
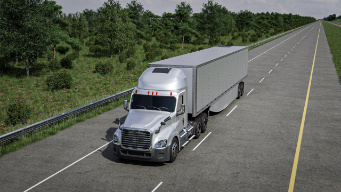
[175,2,198,49]
[142,10,161,35]
[126,0,146,41]
[69,12,89,43]
[97,0,136,58]
[83,9,99,34]
[161,12,175,35]
[0,0,58,78]
[200,0,225,44]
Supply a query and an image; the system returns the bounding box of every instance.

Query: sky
[54,0,341,19]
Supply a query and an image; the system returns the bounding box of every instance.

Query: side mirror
[176,104,185,116]
[156,121,166,134]
[123,100,129,111]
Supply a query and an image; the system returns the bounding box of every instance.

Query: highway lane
[0,21,340,192]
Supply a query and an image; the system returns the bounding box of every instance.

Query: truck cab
[113,67,196,162]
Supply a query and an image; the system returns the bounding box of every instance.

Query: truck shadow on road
[100,115,165,167]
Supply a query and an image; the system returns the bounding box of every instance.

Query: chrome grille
[121,129,151,150]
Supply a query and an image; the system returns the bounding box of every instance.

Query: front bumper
[113,143,171,162]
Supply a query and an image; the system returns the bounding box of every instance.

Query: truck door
[176,93,185,134]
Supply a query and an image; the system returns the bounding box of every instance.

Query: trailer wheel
[169,137,178,163]
[194,118,201,139]
[240,82,244,96]
[237,84,242,99]
[201,113,208,133]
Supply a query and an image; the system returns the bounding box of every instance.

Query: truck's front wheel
[201,113,208,133]
[194,118,201,139]
[169,137,178,163]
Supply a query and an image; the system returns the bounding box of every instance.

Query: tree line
[323,14,341,21]
[0,0,316,78]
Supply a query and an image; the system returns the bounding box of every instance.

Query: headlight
[154,139,167,149]
[113,133,120,143]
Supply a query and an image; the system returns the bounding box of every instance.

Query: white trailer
[149,46,248,117]
[113,46,248,162]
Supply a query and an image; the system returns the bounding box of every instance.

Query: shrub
[226,41,234,46]
[198,46,205,51]
[242,35,248,43]
[60,57,73,69]
[126,59,136,70]
[46,69,73,90]
[66,51,79,61]
[49,59,61,70]
[6,98,31,125]
[161,54,168,60]
[95,62,113,75]
[190,47,197,52]
[169,44,176,51]
[250,34,258,42]
[119,53,126,63]
[143,42,151,53]
[145,51,154,61]
[56,46,70,55]
[126,46,135,58]
[154,48,162,57]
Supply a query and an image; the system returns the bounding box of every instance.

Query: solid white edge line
[151,182,163,192]
[247,89,254,96]
[24,141,112,192]
[226,105,237,117]
[248,24,314,62]
[193,132,212,151]
[259,78,265,83]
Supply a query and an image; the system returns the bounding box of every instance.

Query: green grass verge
[0,95,129,157]
[323,21,341,84]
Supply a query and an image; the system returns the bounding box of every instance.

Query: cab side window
[177,95,183,111]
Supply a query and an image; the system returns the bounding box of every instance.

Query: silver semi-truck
[113,46,248,162]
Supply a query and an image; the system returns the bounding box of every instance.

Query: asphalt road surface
[0,21,340,192]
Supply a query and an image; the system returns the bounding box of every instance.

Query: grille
[121,129,151,150]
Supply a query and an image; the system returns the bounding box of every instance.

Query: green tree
[200,0,225,44]
[97,0,136,58]
[83,9,98,34]
[126,0,145,40]
[142,10,161,36]
[175,2,198,49]
[69,12,89,43]
[0,0,58,78]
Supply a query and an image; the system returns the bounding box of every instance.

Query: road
[0,21,340,192]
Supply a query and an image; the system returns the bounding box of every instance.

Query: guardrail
[0,23,314,144]
[0,88,133,143]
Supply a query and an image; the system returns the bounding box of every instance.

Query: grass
[0,95,129,157]
[322,21,341,84]
[0,23,314,156]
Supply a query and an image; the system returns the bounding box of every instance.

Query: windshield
[131,94,176,112]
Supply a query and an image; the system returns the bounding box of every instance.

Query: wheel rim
[172,141,178,156]
[203,117,207,129]
[197,122,201,134]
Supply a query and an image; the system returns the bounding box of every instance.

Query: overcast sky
[54,0,340,19]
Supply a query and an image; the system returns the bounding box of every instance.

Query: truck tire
[194,118,201,139]
[240,82,244,96]
[169,137,178,163]
[237,84,241,99]
[201,113,208,133]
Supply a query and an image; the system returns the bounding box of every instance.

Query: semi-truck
[113,46,248,162]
